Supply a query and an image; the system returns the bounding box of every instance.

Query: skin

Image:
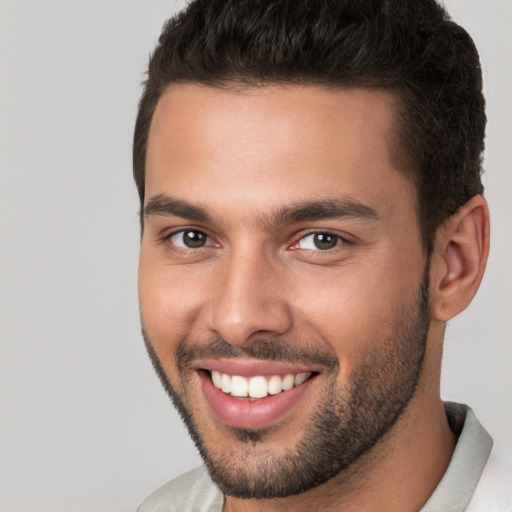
[138,84,490,511]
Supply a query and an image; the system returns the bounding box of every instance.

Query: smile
[210,370,313,399]
[195,360,319,429]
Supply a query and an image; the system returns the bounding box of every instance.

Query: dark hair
[133,0,485,253]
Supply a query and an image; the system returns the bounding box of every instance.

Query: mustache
[175,336,339,372]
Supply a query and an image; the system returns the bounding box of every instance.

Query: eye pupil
[183,230,206,248]
[314,233,338,250]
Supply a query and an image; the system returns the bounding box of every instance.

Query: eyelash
[162,228,350,254]
[290,231,348,251]
[162,229,217,252]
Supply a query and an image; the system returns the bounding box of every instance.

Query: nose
[207,249,293,346]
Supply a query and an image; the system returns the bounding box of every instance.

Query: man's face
[139,84,431,498]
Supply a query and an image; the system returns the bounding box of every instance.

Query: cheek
[293,261,420,367]
[138,256,206,367]
[139,243,214,318]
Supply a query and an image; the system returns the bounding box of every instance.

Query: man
[134,0,510,510]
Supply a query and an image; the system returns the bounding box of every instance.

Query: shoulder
[466,445,512,511]
[137,466,224,512]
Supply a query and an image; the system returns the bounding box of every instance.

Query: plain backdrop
[0,0,510,510]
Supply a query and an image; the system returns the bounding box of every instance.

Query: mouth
[194,359,319,430]
[209,370,313,399]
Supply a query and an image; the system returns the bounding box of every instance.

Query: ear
[430,195,490,322]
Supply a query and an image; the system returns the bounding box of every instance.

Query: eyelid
[289,230,351,251]
[160,226,352,253]
[163,227,219,250]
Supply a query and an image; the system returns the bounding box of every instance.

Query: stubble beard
[142,269,431,499]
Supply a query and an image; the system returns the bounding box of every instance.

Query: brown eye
[313,233,339,250]
[297,232,342,250]
[169,229,210,248]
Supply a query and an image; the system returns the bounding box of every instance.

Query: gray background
[0,0,510,510]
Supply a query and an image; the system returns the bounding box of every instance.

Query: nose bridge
[209,243,292,345]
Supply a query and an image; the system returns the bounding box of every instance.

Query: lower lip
[198,371,316,430]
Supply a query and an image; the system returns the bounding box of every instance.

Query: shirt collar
[420,402,493,511]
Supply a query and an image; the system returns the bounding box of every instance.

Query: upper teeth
[210,371,311,399]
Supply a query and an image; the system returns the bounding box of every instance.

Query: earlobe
[431,195,490,321]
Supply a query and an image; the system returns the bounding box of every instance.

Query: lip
[192,357,318,377]
[198,367,317,430]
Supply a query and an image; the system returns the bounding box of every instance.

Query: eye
[296,232,343,251]
[167,229,213,249]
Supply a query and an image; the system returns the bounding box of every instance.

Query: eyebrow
[144,194,213,223]
[262,198,380,228]
[144,194,380,228]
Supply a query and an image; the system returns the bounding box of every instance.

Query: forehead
[145,83,416,226]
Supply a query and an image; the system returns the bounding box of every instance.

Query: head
[135,0,489,502]
[134,0,486,254]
